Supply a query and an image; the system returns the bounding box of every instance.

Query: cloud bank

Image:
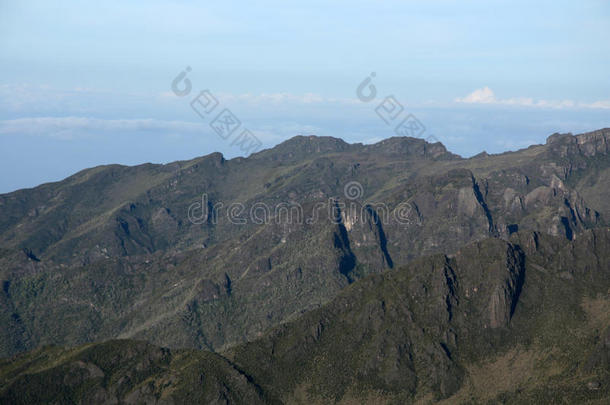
[456,87,610,110]
[0,117,208,140]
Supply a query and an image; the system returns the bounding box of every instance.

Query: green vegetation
[0,129,609,402]
[1,229,608,403]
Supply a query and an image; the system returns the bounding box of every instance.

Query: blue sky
[1,0,609,192]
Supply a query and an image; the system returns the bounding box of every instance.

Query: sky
[0,0,609,193]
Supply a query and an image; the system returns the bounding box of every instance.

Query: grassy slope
[0,130,608,362]
[1,229,608,404]
[0,339,276,405]
[228,229,610,404]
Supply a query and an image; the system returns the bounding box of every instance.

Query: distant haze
[0,0,609,193]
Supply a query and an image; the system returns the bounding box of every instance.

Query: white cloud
[455,87,610,110]
[215,92,359,105]
[0,117,208,140]
[0,116,326,146]
[456,86,496,104]
[585,100,610,109]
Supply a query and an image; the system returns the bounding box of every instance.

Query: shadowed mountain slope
[1,229,608,404]
[0,129,608,357]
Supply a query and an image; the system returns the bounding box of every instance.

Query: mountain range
[0,128,609,403]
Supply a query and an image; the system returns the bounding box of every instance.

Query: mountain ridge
[1,228,608,404]
[4,128,608,196]
[0,128,608,360]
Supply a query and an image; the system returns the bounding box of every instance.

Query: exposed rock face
[487,245,525,328]
[0,130,608,357]
[546,128,609,158]
[1,229,609,404]
[226,228,610,403]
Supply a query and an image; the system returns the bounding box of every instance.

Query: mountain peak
[367,136,459,159]
[276,135,350,151]
[253,135,352,162]
[546,128,609,157]
[255,134,458,162]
